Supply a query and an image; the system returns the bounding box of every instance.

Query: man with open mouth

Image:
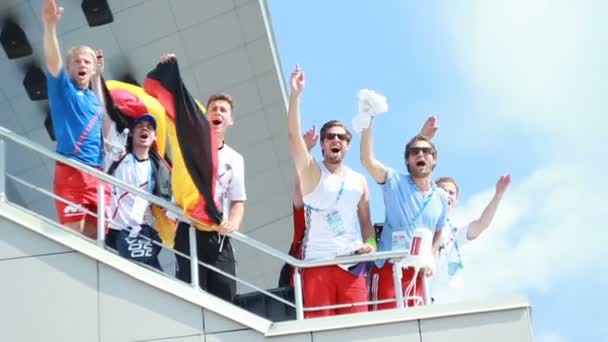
[287,65,376,318]
[361,116,449,310]
[172,89,246,303]
[104,114,167,270]
[42,0,110,239]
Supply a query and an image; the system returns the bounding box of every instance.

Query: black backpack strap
[107,153,128,176]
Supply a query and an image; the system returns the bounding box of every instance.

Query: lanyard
[447,218,464,269]
[407,187,435,230]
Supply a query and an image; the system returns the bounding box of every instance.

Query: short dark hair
[320,120,352,143]
[206,93,234,110]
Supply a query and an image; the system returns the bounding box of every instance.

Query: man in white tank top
[287,65,376,318]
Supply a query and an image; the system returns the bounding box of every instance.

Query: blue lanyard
[304,180,345,212]
[407,187,435,230]
[447,218,464,269]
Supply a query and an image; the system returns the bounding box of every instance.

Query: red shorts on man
[54,162,111,225]
[302,265,368,318]
[370,262,426,310]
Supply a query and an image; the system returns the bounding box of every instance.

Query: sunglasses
[324,133,349,141]
[408,147,434,156]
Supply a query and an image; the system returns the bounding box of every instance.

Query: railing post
[0,138,6,202]
[96,183,105,247]
[423,273,431,305]
[189,225,200,289]
[293,267,304,320]
[392,262,405,309]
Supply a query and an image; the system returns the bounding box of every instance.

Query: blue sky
[268,1,607,340]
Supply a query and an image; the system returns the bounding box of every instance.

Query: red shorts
[291,205,306,259]
[53,162,111,225]
[302,265,368,318]
[287,205,306,286]
[370,262,426,310]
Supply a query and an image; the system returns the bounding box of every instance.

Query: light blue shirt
[376,168,448,267]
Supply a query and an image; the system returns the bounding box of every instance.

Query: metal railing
[0,126,429,320]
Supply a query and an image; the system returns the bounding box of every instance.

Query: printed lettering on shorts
[63,204,83,217]
[125,237,154,258]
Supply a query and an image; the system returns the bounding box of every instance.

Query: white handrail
[0,125,417,319]
[0,126,408,268]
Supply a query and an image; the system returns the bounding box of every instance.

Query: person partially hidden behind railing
[104,114,172,270]
[42,0,111,239]
[287,65,376,318]
[278,125,318,288]
[431,174,511,303]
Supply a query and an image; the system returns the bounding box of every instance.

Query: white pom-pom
[358,89,388,117]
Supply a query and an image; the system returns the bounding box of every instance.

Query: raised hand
[420,115,438,139]
[160,53,176,64]
[95,49,104,75]
[290,64,305,96]
[43,0,64,26]
[302,125,318,151]
[495,174,511,197]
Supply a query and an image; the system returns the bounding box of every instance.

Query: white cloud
[440,1,608,147]
[441,162,606,301]
[433,1,608,302]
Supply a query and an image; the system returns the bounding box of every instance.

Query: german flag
[143,59,223,230]
[101,78,176,246]
[103,79,169,157]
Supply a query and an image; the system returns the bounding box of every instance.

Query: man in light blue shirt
[361,116,448,309]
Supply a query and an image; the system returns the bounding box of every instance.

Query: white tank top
[302,161,363,260]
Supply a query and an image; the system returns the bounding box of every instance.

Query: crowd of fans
[41,0,510,317]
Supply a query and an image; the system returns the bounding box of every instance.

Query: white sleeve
[455,223,471,245]
[227,153,247,202]
[104,122,120,171]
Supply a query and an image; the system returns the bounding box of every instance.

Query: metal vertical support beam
[422,273,431,305]
[0,138,6,202]
[293,267,304,320]
[96,183,105,247]
[393,262,405,309]
[189,225,200,289]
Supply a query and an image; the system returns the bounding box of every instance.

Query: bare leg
[82,219,99,240]
[64,219,86,236]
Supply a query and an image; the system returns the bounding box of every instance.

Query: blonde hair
[436,176,460,196]
[66,45,96,64]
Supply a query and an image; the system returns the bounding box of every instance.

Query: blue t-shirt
[46,68,103,167]
[376,168,448,267]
